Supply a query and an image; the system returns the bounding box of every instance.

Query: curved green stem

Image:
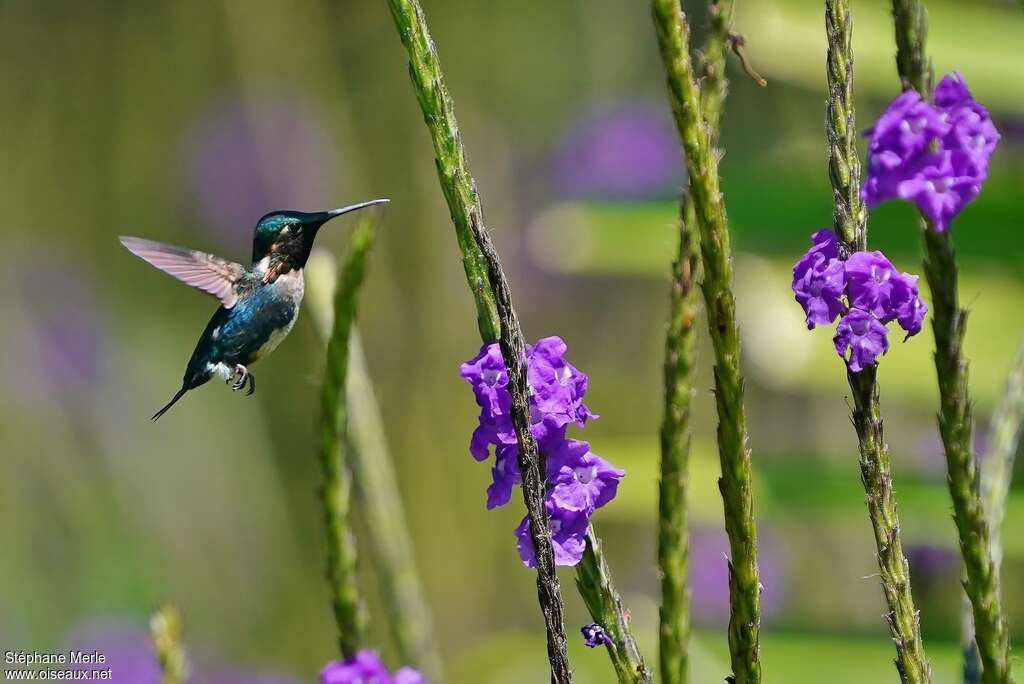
[658,3,733,682]
[651,2,761,682]
[382,1,573,679]
[827,2,931,680]
[889,3,1013,682]
[319,216,378,657]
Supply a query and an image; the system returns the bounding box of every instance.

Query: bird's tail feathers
[151,386,188,421]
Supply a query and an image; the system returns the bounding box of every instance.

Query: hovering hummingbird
[120,198,389,421]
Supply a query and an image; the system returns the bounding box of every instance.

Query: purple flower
[834,309,890,372]
[551,105,683,199]
[896,162,981,232]
[183,96,340,247]
[486,445,520,509]
[792,246,846,329]
[548,441,624,513]
[63,624,161,684]
[581,624,612,648]
[320,651,424,684]
[862,72,999,231]
[844,251,926,337]
[462,337,623,565]
[515,501,590,568]
[460,336,594,463]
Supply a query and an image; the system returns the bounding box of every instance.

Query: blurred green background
[1,0,1021,682]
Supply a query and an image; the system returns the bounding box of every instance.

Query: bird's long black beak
[318,198,390,224]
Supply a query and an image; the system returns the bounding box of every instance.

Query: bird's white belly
[252,269,304,361]
[252,314,298,360]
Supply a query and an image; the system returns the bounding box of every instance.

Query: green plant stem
[577,526,652,683]
[150,604,187,684]
[306,251,445,681]
[382,1,573,680]
[348,333,445,681]
[981,340,1024,567]
[923,229,1012,684]
[848,369,932,683]
[826,0,867,251]
[890,3,1013,682]
[964,339,1024,683]
[381,0,498,344]
[319,217,378,658]
[658,3,733,683]
[659,194,699,684]
[891,0,933,95]
[827,2,931,681]
[651,3,761,682]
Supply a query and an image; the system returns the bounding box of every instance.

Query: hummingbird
[120,198,389,421]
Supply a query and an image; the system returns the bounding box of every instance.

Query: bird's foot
[230,364,255,395]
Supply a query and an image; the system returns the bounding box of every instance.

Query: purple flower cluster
[461,337,624,567]
[320,651,424,684]
[863,72,999,231]
[792,230,926,372]
[581,623,612,648]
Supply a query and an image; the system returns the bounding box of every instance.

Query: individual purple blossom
[548,441,625,513]
[581,624,612,648]
[792,241,846,329]
[320,651,424,684]
[896,162,982,233]
[515,501,590,568]
[486,444,520,509]
[862,72,999,231]
[844,251,927,337]
[834,309,890,372]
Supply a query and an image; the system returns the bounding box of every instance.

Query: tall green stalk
[347,333,445,681]
[150,604,187,684]
[965,339,1024,683]
[659,193,699,684]
[307,250,445,683]
[382,1,649,681]
[651,3,761,682]
[319,216,379,658]
[827,2,931,681]
[381,1,572,679]
[658,2,734,683]
[889,3,1012,682]
[981,340,1024,567]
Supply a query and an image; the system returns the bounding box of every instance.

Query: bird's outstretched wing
[119,236,249,309]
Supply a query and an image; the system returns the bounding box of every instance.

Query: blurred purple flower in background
[551,104,683,200]
[320,650,424,684]
[63,623,161,684]
[863,72,999,231]
[183,95,340,246]
[906,543,959,580]
[689,527,786,624]
[6,254,108,404]
[63,621,301,684]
